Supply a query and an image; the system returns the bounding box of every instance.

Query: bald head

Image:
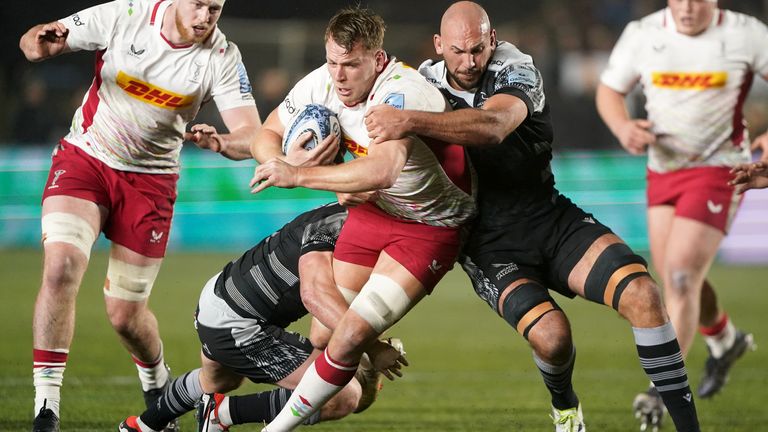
[434,1,496,91]
[440,1,491,38]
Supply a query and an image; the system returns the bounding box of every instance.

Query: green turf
[1,249,766,431]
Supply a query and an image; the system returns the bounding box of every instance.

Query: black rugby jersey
[420,41,555,224]
[214,203,347,327]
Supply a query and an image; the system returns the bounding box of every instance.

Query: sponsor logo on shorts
[492,262,519,281]
[150,230,164,244]
[116,71,195,110]
[48,169,66,189]
[428,259,443,274]
[651,72,727,90]
[707,200,723,214]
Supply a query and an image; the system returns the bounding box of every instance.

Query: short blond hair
[325,6,386,52]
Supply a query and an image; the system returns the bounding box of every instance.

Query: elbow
[370,168,397,190]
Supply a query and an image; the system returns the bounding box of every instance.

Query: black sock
[230,388,321,426]
[533,347,579,410]
[140,369,203,430]
[633,323,700,432]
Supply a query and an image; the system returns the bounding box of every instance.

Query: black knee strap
[584,243,648,308]
[501,283,560,339]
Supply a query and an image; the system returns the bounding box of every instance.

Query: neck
[161,3,193,46]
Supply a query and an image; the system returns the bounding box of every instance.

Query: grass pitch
[1,249,766,431]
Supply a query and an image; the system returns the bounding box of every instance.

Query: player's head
[174,0,225,44]
[435,1,496,91]
[324,7,387,106]
[668,0,717,36]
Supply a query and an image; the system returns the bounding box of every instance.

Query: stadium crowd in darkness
[2,0,766,148]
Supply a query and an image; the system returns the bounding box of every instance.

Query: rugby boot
[32,400,60,432]
[354,353,384,413]
[196,392,229,432]
[698,330,755,399]
[633,387,666,432]
[551,404,585,432]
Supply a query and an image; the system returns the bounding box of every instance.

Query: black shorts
[194,275,314,384]
[460,193,612,313]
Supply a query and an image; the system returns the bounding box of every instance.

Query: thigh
[647,205,675,276]
[664,216,723,274]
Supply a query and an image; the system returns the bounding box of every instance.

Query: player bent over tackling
[118,203,407,431]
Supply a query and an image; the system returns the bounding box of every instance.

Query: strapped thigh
[500,282,561,339]
[584,243,649,309]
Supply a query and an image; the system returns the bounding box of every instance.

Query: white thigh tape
[103,257,162,302]
[41,212,97,259]
[349,273,412,333]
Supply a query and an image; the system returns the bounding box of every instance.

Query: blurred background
[1,0,767,261]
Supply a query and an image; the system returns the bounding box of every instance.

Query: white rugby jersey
[601,8,768,172]
[59,0,255,174]
[278,58,476,227]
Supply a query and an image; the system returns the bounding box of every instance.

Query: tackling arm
[250,136,412,193]
[366,93,527,146]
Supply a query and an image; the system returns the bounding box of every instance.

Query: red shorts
[334,203,461,292]
[41,141,178,258]
[646,166,742,233]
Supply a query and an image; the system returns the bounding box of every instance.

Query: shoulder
[418,58,445,87]
[375,61,445,109]
[491,41,534,70]
[720,9,768,32]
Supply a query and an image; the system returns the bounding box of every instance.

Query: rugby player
[249,6,476,431]
[19,1,260,430]
[597,0,767,427]
[365,2,700,431]
[118,203,406,431]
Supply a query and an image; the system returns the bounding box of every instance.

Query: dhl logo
[116,71,195,110]
[651,72,727,89]
[344,136,368,157]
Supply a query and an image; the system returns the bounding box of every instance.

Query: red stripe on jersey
[33,349,68,364]
[160,31,194,49]
[81,50,105,132]
[150,1,163,25]
[730,72,753,148]
[422,137,473,195]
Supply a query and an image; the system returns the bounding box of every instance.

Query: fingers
[39,22,68,38]
[190,124,217,135]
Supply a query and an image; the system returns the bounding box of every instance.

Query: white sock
[704,319,736,358]
[33,348,69,417]
[133,343,169,392]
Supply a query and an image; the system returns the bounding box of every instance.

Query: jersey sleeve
[58,0,121,52]
[747,16,768,78]
[493,62,546,117]
[210,42,256,112]
[600,21,642,93]
[277,66,327,126]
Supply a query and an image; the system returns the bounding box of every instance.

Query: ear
[433,34,443,55]
[489,29,497,47]
[375,49,386,73]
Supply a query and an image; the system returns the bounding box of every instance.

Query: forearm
[297,156,397,192]
[406,109,512,146]
[596,84,631,138]
[215,126,259,160]
[250,129,284,163]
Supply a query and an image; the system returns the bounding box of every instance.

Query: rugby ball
[282,104,343,156]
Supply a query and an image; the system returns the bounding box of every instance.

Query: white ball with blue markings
[282,104,342,155]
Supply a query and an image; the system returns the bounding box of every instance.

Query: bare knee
[321,380,361,420]
[42,251,87,294]
[617,277,667,327]
[527,311,573,365]
[666,268,696,298]
[106,300,148,336]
